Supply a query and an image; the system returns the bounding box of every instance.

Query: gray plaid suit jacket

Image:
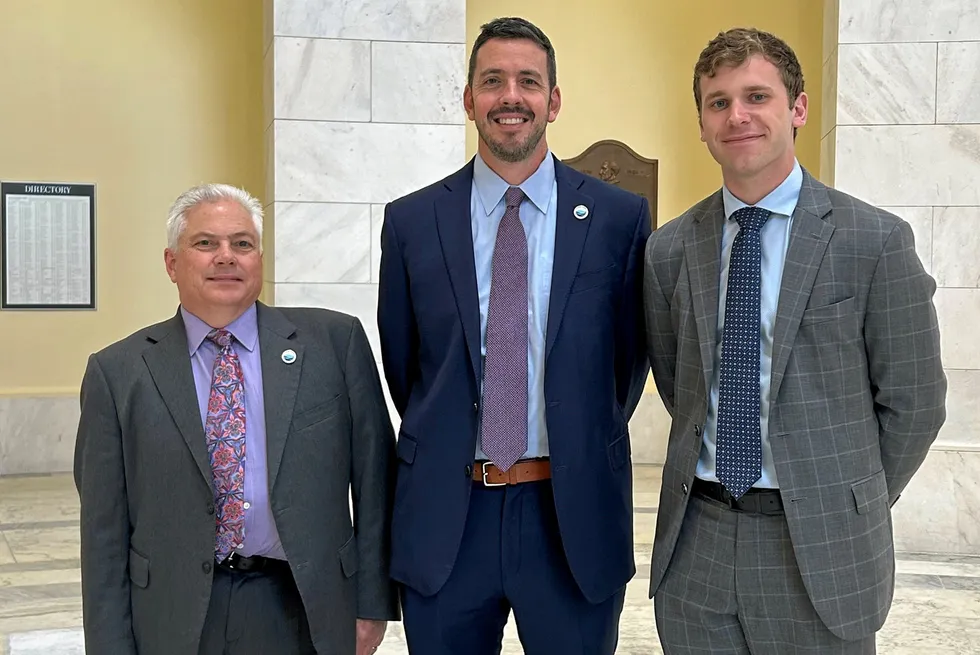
[644,170,946,640]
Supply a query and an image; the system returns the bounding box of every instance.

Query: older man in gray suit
[73,184,397,655]
[644,28,946,654]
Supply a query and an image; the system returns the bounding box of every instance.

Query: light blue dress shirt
[696,159,803,489]
[471,152,558,460]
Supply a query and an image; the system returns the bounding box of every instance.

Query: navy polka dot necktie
[716,206,770,499]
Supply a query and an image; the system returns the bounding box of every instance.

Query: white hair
[166,183,264,253]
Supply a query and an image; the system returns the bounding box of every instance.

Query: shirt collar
[722,158,803,220]
[180,303,258,355]
[473,151,556,217]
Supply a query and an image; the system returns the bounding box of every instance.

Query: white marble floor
[2,467,980,654]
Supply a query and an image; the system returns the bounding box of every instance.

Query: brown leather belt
[473,459,551,486]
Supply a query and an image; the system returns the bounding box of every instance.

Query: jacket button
[473,402,479,413]
[207,503,215,515]
[202,561,212,574]
[464,464,473,478]
[682,483,689,495]
[694,424,702,437]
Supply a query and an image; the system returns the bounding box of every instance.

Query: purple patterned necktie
[480,186,528,472]
[205,328,247,561]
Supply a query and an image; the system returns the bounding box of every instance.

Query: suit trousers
[401,479,626,655]
[198,560,316,655]
[654,493,876,654]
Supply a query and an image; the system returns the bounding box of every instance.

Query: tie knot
[206,328,234,349]
[505,186,524,209]
[732,206,771,233]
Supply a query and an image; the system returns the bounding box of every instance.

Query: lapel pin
[281,349,297,364]
[573,205,589,220]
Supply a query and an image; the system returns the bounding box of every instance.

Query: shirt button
[202,561,212,574]
[236,543,244,550]
[243,502,251,510]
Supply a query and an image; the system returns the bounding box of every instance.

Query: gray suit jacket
[73,303,398,655]
[644,171,946,640]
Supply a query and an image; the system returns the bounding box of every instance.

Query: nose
[500,78,522,105]
[213,241,237,265]
[727,99,750,126]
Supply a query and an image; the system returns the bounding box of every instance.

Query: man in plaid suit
[644,28,946,654]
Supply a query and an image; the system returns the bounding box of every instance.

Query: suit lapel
[684,193,725,396]
[142,313,213,489]
[770,171,835,401]
[435,162,483,381]
[256,303,302,493]
[545,161,594,361]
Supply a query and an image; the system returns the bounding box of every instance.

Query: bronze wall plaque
[562,140,658,227]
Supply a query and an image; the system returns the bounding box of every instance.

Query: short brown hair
[693,28,804,116]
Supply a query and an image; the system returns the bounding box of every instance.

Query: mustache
[488,107,534,121]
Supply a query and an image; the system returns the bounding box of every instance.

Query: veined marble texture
[274,202,372,283]
[273,38,371,122]
[835,125,980,207]
[839,0,980,43]
[937,43,980,124]
[0,396,79,475]
[933,207,980,288]
[934,288,980,370]
[371,42,466,125]
[273,121,465,204]
[273,0,465,43]
[837,43,936,126]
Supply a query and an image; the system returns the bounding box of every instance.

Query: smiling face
[464,37,561,165]
[698,54,807,194]
[164,199,262,326]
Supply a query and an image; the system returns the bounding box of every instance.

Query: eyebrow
[704,84,774,102]
[187,231,257,241]
[479,68,543,80]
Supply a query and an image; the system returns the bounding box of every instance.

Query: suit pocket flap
[129,549,149,588]
[800,296,855,326]
[851,469,888,515]
[291,394,343,431]
[570,264,619,294]
[396,434,417,464]
[338,534,359,578]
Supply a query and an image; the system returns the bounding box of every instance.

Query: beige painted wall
[0,0,264,394]
[466,0,824,223]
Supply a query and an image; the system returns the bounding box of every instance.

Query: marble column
[263,0,467,357]
[823,0,980,554]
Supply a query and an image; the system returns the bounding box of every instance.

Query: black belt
[692,478,784,516]
[217,552,289,574]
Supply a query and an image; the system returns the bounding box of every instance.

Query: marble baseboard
[835,125,980,207]
[0,397,78,477]
[272,120,465,204]
[839,0,980,43]
[272,0,465,43]
[836,43,937,126]
[892,448,980,555]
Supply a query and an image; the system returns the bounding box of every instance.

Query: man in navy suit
[378,16,651,654]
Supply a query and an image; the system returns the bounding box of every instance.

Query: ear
[463,85,475,122]
[699,116,706,143]
[792,91,808,129]
[548,85,562,123]
[164,248,178,283]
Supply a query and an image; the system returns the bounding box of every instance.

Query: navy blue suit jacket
[378,156,651,603]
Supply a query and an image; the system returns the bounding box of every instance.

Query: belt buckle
[481,462,507,487]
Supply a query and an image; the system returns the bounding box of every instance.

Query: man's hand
[356,619,387,655]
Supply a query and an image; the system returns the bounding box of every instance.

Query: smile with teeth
[495,117,528,124]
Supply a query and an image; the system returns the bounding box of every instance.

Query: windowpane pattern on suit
[205,328,247,561]
[480,186,529,472]
[716,206,770,499]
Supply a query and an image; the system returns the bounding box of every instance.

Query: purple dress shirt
[181,304,286,560]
